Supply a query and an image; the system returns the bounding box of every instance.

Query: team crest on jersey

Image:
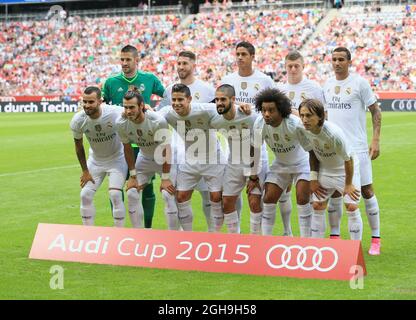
[346,87,352,95]
[185,120,191,128]
[289,91,295,100]
[314,139,320,148]
[148,130,153,137]
[241,123,249,129]
[95,125,102,132]
[254,84,260,91]
[197,118,204,125]
[301,92,307,100]
[284,134,291,142]
[273,133,279,141]
[128,85,136,91]
[241,82,248,90]
[117,87,124,92]
[137,129,143,136]
[139,84,146,93]
[334,86,341,95]
[107,121,113,128]
[194,92,200,100]
[324,143,330,150]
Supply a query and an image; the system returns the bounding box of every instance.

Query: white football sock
[311,209,326,238]
[328,196,343,236]
[279,191,292,236]
[210,200,224,232]
[126,188,143,228]
[262,203,276,235]
[224,211,239,234]
[161,190,179,230]
[297,203,312,238]
[347,209,363,240]
[177,200,193,231]
[109,189,125,227]
[200,191,214,232]
[250,211,262,235]
[364,196,380,238]
[80,188,96,226]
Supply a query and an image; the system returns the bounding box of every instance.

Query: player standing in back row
[323,47,382,255]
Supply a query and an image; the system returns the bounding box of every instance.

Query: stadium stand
[1,2,415,96]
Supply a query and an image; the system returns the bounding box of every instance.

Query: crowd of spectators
[300,5,416,91]
[1,5,415,96]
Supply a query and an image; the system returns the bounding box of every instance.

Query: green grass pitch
[0,112,415,300]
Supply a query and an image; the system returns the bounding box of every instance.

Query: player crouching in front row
[116,88,179,230]
[298,99,363,240]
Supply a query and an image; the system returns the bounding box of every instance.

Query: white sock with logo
[200,191,214,232]
[279,191,292,236]
[127,188,143,228]
[311,209,326,238]
[177,200,193,231]
[364,196,380,238]
[80,188,96,226]
[210,201,224,232]
[250,211,262,235]
[109,189,125,227]
[347,209,363,240]
[297,203,312,238]
[262,203,276,235]
[328,196,343,236]
[161,190,179,230]
[224,211,239,234]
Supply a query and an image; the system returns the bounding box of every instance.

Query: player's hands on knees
[239,104,252,115]
[80,170,94,188]
[126,176,139,191]
[160,179,176,195]
[247,177,261,194]
[369,139,380,160]
[344,184,360,201]
[310,180,327,200]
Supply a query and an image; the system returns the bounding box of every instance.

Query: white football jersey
[158,103,223,164]
[254,114,310,173]
[70,104,123,163]
[277,78,325,109]
[116,111,170,160]
[158,79,215,109]
[221,70,275,105]
[323,73,377,153]
[210,105,264,166]
[301,122,354,176]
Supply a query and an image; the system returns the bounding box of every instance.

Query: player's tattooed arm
[74,138,94,187]
[344,157,360,201]
[368,102,382,160]
[123,143,139,190]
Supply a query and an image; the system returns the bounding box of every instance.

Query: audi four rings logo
[391,100,416,111]
[266,245,339,272]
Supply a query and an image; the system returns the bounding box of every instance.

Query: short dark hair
[216,84,235,98]
[333,47,351,61]
[285,50,304,63]
[172,83,191,98]
[84,86,101,99]
[254,88,292,118]
[298,99,325,127]
[121,45,138,57]
[123,86,144,105]
[178,51,196,61]
[236,41,255,56]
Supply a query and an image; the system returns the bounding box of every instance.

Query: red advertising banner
[29,224,366,281]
